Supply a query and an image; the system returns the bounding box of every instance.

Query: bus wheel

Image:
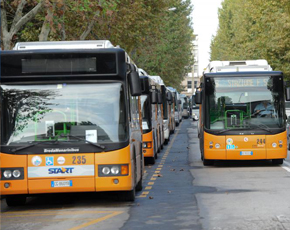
[203,159,214,166]
[272,159,283,165]
[136,159,143,191]
[118,189,136,202]
[6,195,26,206]
[164,139,169,145]
[148,157,156,164]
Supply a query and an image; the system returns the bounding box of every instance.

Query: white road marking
[281,160,290,172]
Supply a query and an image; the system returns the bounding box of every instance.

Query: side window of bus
[130,95,139,127]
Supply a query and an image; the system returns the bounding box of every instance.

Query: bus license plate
[240,151,253,156]
[51,180,72,188]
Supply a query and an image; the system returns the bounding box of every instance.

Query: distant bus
[180,94,189,119]
[150,76,172,145]
[167,87,182,126]
[1,40,144,205]
[139,75,162,164]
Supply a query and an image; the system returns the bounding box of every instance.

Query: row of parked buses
[0,40,185,206]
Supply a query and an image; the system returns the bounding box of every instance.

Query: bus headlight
[3,170,12,179]
[1,168,24,180]
[12,170,21,178]
[272,143,277,148]
[102,167,111,175]
[215,143,220,149]
[111,166,120,175]
[99,164,129,177]
[143,142,152,149]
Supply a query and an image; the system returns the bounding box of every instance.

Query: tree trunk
[39,2,56,41]
[79,11,100,40]
[1,0,45,50]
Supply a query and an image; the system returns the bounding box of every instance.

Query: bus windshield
[205,76,285,130]
[1,83,128,145]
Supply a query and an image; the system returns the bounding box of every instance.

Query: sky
[190,0,224,75]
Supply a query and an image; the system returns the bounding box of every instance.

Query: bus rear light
[99,164,129,177]
[0,168,24,180]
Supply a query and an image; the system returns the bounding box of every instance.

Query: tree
[1,0,45,50]
[210,0,290,79]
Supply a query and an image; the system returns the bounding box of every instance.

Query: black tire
[288,142,290,151]
[203,159,215,166]
[164,139,169,145]
[117,189,136,201]
[6,195,26,206]
[136,158,143,192]
[272,159,283,165]
[148,157,156,164]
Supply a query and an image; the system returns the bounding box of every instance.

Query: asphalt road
[1,119,290,230]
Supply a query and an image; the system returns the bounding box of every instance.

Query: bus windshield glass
[1,83,128,145]
[205,76,285,130]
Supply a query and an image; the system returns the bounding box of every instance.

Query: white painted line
[281,160,290,172]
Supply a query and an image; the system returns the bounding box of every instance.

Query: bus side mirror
[129,71,142,96]
[140,77,150,94]
[195,91,202,104]
[158,93,162,104]
[151,91,157,104]
[286,88,290,101]
[166,92,172,102]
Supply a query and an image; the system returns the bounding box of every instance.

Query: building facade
[181,34,200,97]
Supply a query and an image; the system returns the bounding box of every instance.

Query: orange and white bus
[150,76,172,145]
[0,40,144,205]
[139,75,158,164]
[196,60,290,166]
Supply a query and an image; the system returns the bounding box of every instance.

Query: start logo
[48,167,74,174]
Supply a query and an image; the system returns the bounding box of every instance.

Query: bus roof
[204,59,272,73]
[13,40,115,50]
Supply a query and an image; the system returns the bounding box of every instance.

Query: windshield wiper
[60,134,106,151]
[216,128,248,134]
[251,123,274,134]
[11,139,59,153]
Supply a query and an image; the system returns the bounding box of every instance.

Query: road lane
[122,120,202,229]
[188,120,290,230]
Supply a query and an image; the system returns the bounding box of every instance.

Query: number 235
[72,156,86,164]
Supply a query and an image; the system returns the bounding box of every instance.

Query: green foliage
[211,0,290,79]
[2,0,194,88]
